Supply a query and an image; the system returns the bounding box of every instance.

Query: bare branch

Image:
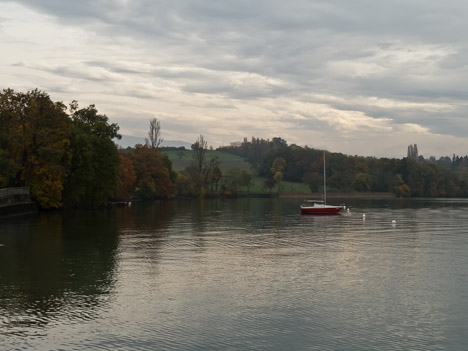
[147,118,163,150]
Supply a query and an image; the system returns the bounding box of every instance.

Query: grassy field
[247,176,310,194]
[163,149,312,194]
[163,150,251,172]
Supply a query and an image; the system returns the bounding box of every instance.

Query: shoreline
[279,192,396,199]
[0,202,38,217]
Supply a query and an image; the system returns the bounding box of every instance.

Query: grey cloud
[13,61,117,83]
[5,0,468,151]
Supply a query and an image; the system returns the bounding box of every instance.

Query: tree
[175,173,194,197]
[114,153,136,201]
[204,157,222,192]
[407,144,418,160]
[181,164,205,197]
[274,171,284,193]
[192,134,207,173]
[145,118,163,150]
[0,89,72,208]
[177,150,185,159]
[212,166,223,191]
[303,172,321,192]
[271,157,286,174]
[263,177,276,193]
[353,172,374,191]
[393,173,411,197]
[130,144,176,199]
[63,103,121,208]
[239,170,253,192]
[270,157,286,193]
[225,168,248,193]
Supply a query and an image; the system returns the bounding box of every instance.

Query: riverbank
[280,192,396,199]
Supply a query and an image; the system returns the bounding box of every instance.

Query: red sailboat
[300,151,345,215]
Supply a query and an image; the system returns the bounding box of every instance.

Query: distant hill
[114,135,192,149]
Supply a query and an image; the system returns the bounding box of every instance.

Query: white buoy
[363,213,366,219]
[392,220,396,226]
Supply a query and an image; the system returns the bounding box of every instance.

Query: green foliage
[303,172,321,192]
[64,103,121,208]
[161,153,177,183]
[225,138,468,197]
[180,164,205,197]
[0,89,128,208]
[3,88,468,204]
[239,170,253,192]
[163,150,249,172]
[0,89,72,208]
[175,173,195,197]
[69,101,120,139]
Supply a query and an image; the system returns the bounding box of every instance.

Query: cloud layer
[2,0,468,157]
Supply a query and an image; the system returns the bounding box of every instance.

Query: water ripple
[2,199,468,350]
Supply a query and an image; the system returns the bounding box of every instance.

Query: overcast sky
[2,0,468,157]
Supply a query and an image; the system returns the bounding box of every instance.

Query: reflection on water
[0,210,121,339]
[1,198,468,350]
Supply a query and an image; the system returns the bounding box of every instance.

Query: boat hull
[300,205,344,215]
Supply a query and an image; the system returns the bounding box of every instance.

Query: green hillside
[163,150,251,172]
[163,150,312,194]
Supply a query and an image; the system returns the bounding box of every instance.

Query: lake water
[1,198,468,351]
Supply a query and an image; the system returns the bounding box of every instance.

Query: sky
[1,0,468,158]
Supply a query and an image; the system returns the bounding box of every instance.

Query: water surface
[1,198,468,350]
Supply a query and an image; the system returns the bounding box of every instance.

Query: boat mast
[323,151,326,204]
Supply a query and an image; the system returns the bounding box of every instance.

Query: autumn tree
[130,144,176,199]
[175,173,194,197]
[114,153,136,201]
[0,89,72,208]
[270,157,286,193]
[393,173,411,197]
[181,164,205,197]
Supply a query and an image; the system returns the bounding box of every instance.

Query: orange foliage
[131,145,176,199]
[114,153,136,201]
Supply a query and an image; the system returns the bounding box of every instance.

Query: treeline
[222,138,468,197]
[2,88,467,210]
[174,135,245,197]
[0,89,251,209]
[219,136,288,172]
[0,89,176,209]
